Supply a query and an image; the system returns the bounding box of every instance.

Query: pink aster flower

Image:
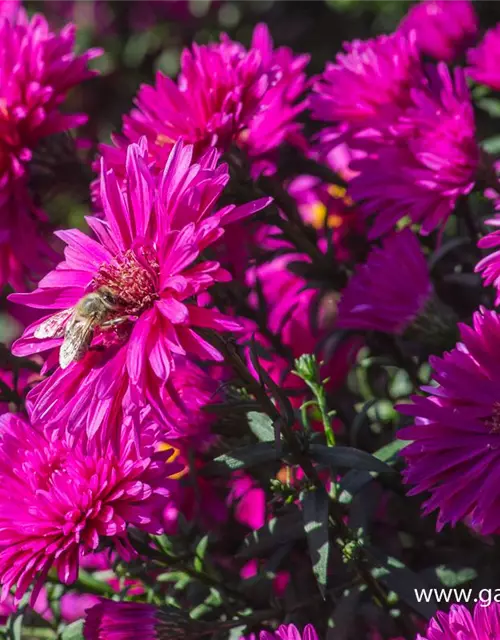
[310,31,423,157]
[476,218,500,304]
[417,602,500,639]
[467,23,500,91]
[288,175,364,262]
[101,23,308,179]
[398,307,500,533]
[0,412,182,603]
[10,138,270,440]
[0,0,19,20]
[399,0,478,63]
[84,601,217,639]
[0,10,101,290]
[84,601,162,640]
[349,64,479,237]
[336,229,432,334]
[243,624,319,640]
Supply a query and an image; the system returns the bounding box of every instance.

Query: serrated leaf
[203,442,281,475]
[238,510,305,557]
[435,566,477,588]
[247,411,274,442]
[61,620,85,640]
[309,444,394,474]
[301,487,330,597]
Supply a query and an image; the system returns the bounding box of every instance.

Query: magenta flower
[100,23,308,178]
[0,0,20,19]
[10,139,270,440]
[0,412,182,603]
[84,601,160,640]
[476,218,500,304]
[84,601,218,639]
[310,32,422,157]
[244,624,319,640]
[288,174,365,262]
[399,0,478,63]
[467,23,500,90]
[0,10,101,290]
[349,65,479,237]
[336,229,431,334]
[398,308,500,533]
[417,602,500,639]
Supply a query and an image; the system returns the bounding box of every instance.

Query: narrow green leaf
[247,411,274,442]
[435,566,477,588]
[238,510,304,557]
[369,547,438,618]
[61,620,85,640]
[301,488,330,597]
[339,440,408,504]
[194,535,209,572]
[309,444,394,474]
[203,442,281,475]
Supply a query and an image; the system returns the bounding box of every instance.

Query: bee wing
[34,308,75,340]
[59,316,95,369]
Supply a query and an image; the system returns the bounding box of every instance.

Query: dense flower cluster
[10,139,269,440]
[100,22,309,178]
[0,9,101,290]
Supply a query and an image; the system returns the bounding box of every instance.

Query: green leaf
[203,442,281,475]
[194,535,209,572]
[309,444,395,474]
[6,610,23,640]
[301,487,330,597]
[238,510,305,557]
[481,134,500,155]
[338,440,408,504]
[435,566,478,588]
[478,97,500,118]
[247,411,274,442]
[370,547,438,618]
[61,620,85,640]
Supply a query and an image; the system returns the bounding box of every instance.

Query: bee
[34,286,127,369]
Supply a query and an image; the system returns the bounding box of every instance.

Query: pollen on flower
[485,402,500,433]
[155,133,174,147]
[92,246,160,315]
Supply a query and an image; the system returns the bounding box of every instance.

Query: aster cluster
[5,0,500,638]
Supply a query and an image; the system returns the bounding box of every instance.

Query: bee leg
[101,316,129,330]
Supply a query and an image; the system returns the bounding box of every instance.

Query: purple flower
[417,602,500,639]
[243,624,319,640]
[84,601,214,639]
[476,217,500,304]
[399,0,478,63]
[398,307,500,533]
[310,32,422,157]
[84,601,159,640]
[467,23,500,90]
[100,23,308,178]
[10,139,269,441]
[0,413,182,603]
[336,228,432,334]
[349,65,479,237]
[0,0,20,19]
[0,10,101,290]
